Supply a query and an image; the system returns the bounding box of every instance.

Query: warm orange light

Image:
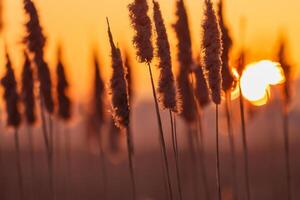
[239,60,285,106]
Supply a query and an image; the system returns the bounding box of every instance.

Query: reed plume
[128,0,153,63]
[21,52,36,125]
[153,0,176,111]
[124,51,134,105]
[128,1,173,199]
[23,0,54,113]
[56,48,72,121]
[277,36,293,200]
[202,0,223,199]
[152,1,181,199]
[107,18,136,200]
[218,0,234,92]
[217,1,238,199]
[173,0,196,123]
[1,50,23,200]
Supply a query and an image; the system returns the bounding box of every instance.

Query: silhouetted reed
[22,1,54,197]
[152,1,181,199]
[107,18,136,200]
[21,51,36,199]
[1,50,23,200]
[128,1,173,199]
[277,37,293,200]
[202,0,223,199]
[217,1,238,199]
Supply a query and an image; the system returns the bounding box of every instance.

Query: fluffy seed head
[1,51,21,127]
[107,19,130,129]
[153,0,177,111]
[193,62,210,108]
[202,0,223,105]
[218,0,234,92]
[56,48,72,120]
[128,0,153,63]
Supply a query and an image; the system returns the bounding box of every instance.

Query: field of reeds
[0,0,299,200]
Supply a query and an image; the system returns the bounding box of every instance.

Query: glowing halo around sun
[239,60,285,106]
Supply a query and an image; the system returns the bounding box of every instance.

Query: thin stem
[126,126,137,200]
[239,84,251,200]
[187,126,200,200]
[39,98,54,200]
[216,105,222,200]
[27,126,36,200]
[197,111,211,200]
[97,132,108,200]
[282,103,292,200]
[169,110,183,200]
[14,129,24,200]
[147,62,173,200]
[64,125,72,200]
[225,93,238,200]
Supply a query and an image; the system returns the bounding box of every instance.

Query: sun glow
[239,60,285,106]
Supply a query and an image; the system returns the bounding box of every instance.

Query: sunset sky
[3,0,300,102]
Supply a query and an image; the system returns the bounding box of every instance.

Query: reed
[217,1,238,199]
[128,1,173,199]
[236,49,251,200]
[93,52,108,199]
[202,0,223,199]
[22,1,55,197]
[1,50,23,200]
[107,18,136,200]
[152,1,182,199]
[56,46,73,199]
[277,37,293,200]
[21,51,36,199]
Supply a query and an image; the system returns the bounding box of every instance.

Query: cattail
[193,63,210,108]
[202,0,223,105]
[1,51,21,127]
[128,0,153,63]
[23,0,54,113]
[107,20,130,129]
[21,51,36,125]
[56,48,72,120]
[173,0,196,122]
[278,39,292,105]
[124,51,134,105]
[217,0,234,92]
[152,0,176,111]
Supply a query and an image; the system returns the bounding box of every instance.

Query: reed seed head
[193,62,210,108]
[56,48,72,120]
[107,19,130,129]
[153,0,177,111]
[128,0,153,63]
[218,0,234,92]
[202,0,223,105]
[1,50,21,127]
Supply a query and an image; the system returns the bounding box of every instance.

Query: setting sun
[240,60,285,106]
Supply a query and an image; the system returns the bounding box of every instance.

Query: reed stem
[282,103,292,200]
[97,132,108,200]
[64,126,72,199]
[216,105,222,200]
[14,129,24,200]
[147,62,173,200]
[239,84,250,200]
[27,126,36,200]
[126,126,137,200]
[39,97,54,200]
[225,92,238,200]
[197,111,211,200]
[169,110,183,200]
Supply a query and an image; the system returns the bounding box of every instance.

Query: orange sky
[2,0,300,102]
